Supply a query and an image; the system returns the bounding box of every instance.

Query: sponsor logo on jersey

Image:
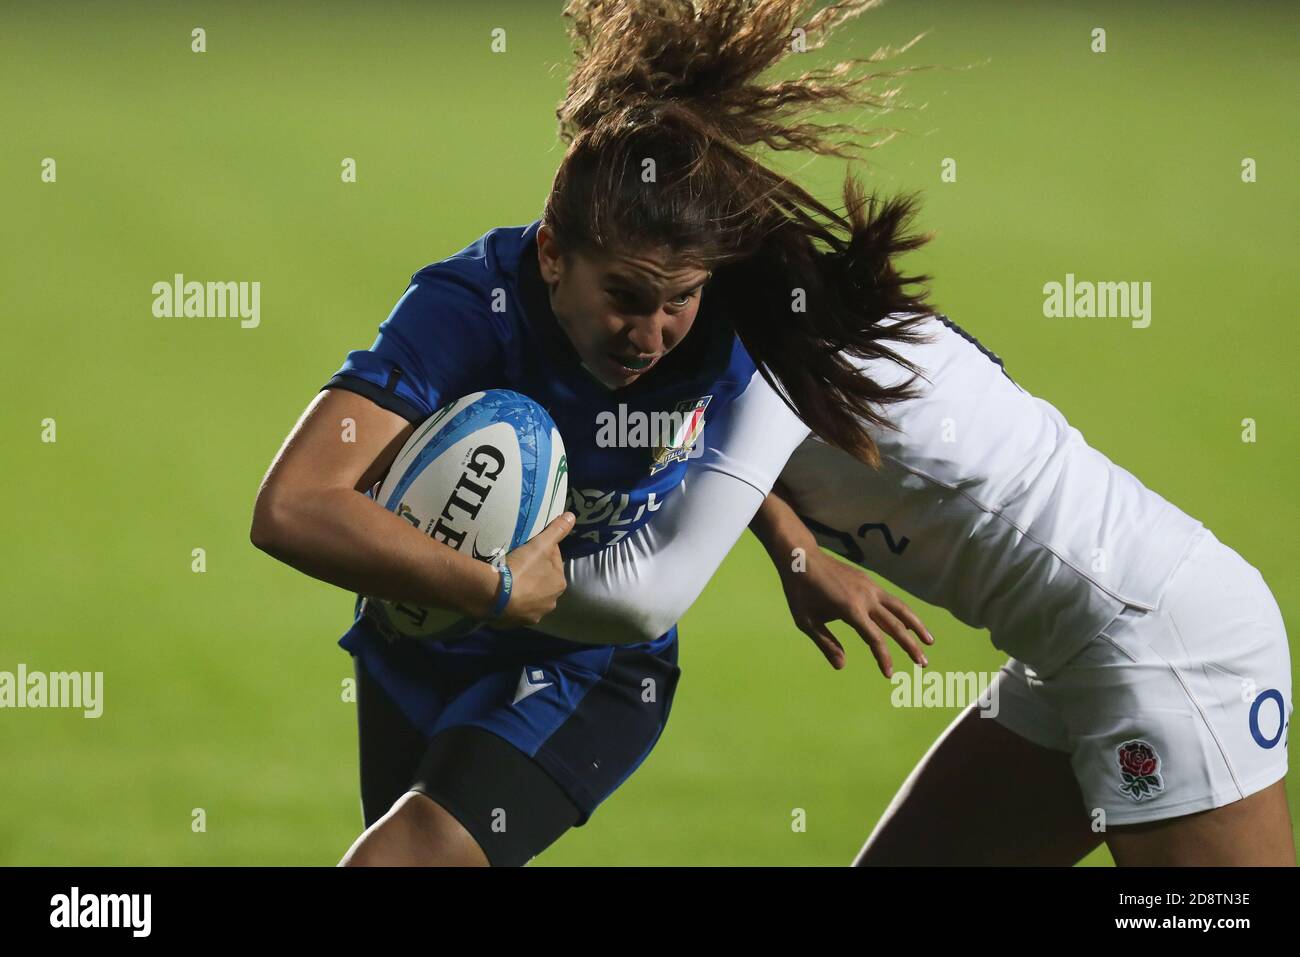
[1116,739,1165,802]
[566,487,664,546]
[512,667,552,705]
[649,395,711,475]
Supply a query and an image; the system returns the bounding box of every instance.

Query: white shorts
[993,528,1292,826]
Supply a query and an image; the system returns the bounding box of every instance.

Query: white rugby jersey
[549,314,1204,677]
[764,315,1206,675]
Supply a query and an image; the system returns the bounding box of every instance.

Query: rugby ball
[365,389,568,640]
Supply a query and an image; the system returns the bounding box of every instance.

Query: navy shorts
[351,628,680,864]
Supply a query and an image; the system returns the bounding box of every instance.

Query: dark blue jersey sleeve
[322,270,506,423]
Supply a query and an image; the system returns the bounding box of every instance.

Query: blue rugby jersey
[322,219,756,670]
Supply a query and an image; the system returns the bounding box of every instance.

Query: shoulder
[384,222,541,349]
[411,220,537,294]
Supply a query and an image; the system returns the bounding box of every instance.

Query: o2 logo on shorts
[1248,689,1289,750]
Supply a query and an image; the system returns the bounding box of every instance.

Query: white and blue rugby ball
[365,389,568,640]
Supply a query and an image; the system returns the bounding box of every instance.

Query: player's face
[537,225,710,390]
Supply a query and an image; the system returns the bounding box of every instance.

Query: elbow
[605,579,694,646]
[637,610,678,644]
[612,599,680,646]
[554,588,674,646]
[614,568,699,643]
[250,486,292,556]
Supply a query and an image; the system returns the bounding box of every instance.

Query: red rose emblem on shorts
[1116,739,1164,802]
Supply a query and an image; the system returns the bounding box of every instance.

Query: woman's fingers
[846,612,895,678]
[797,618,846,670]
[872,606,928,668]
[886,596,935,646]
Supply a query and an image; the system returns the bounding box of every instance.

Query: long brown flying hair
[543,0,934,466]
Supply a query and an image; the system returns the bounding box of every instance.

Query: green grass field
[2,0,1296,865]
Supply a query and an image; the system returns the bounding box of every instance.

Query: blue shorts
[343,614,680,825]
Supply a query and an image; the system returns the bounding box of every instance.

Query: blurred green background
[2,0,1296,866]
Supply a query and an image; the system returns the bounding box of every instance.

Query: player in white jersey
[553,312,1294,866]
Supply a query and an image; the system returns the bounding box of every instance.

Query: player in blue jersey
[250,0,934,865]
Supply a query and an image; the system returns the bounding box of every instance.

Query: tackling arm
[534,371,812,645]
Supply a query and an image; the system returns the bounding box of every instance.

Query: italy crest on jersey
[649,395,711,475]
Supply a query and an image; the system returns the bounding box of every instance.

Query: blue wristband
[488,560,513,619]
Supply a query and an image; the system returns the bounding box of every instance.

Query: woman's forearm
[251,484,500,620]
[749,483,818,572]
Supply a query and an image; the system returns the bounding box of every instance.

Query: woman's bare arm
[250,388,571,627]
[751,484,934,675]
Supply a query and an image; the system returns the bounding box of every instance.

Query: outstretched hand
[778,548,934,677]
